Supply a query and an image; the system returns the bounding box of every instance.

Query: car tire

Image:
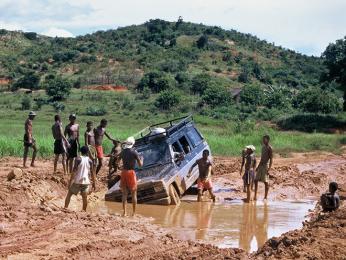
[169,184,181,206]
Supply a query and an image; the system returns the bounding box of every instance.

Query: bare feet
[122,211,127,217]
[30,164,36,167]
[212,196,216,203]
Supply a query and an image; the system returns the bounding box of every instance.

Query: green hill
[0,19,323,88]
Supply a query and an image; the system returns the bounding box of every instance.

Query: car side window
[179,136,191,154]
[186,128,203,147]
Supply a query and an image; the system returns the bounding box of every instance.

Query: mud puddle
[89,199,314,253]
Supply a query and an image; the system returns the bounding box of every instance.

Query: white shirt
[73,156,91,184]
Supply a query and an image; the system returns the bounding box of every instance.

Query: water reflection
[90,199,313,252]
[239,202,268,252]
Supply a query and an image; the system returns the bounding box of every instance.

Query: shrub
[293,87,342,114]
[86,106,107,116]
[201,85,233,108]
[155,91,181,110]
[277,114,346,132]
[11,72,40,91]
[191,73,212,95]
[51,102,65,113]
[21,96,31,110]
[137,71,174,93]
[196,34,208,49]
[45,76,72,101]
[240,84,265,106]
[264,86,292,109]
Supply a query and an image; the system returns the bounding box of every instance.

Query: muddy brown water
[88,197,315,253]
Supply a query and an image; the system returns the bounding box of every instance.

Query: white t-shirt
[73,156,91,184]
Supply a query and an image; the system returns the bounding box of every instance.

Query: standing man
[52,115,69,174]
[64,146,96,211]
[188,149,216,202]
[23,111,38,168]
[240,145,256,202]
[117,137,143,216]
[254,135,273,201]
[64,114,80,174]
[94,119,114,175]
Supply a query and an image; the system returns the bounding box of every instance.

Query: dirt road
[0,152,345,259]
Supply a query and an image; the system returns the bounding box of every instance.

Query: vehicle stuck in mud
[105,115,211,205]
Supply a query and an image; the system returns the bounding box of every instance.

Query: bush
[51,102,65,113]
[86,106,107,116]
[264,86,292,109]
[201,85,233,108]
[240,84,265,106]
[293,87,342,114]
[196,34,208,49]
[277,114,346,132]
[11,72,40,91]
[45,76,72,101]
[191,73,212,95]
[155,91,181,110]
[21,96,31,110]
[137,71,174,93]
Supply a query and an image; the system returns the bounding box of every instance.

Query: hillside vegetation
[0,19,345,157]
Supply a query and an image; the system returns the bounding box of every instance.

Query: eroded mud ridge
[0,152,345,259]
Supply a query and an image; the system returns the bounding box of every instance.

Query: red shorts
[95,145,103,159]
[120,170,137,191]
[197,178,212,190]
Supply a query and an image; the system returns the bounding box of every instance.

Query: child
[107,140,122,189]
[64,146,96,211]
[321,182,340,212]
[240,145,256,202]
[188,149,216,202]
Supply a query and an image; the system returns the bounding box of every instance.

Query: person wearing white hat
[117,136,143,216]
[240,145,257,202]
[23,111,38,168]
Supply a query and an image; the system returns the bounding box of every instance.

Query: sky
[0,0,345,56]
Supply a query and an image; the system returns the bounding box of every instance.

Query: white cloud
[0,21,24,31]
[41,27,74,38]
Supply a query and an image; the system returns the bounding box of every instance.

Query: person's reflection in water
[254,202,268,248]
[239,202,269,252]
[239,202,256,252]
[195,202,213,240]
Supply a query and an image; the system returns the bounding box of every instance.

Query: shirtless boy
[23,111,38,168]
[52,115,69,174]
[188,149,216,202]
[94,119,114,175]
[254,135,273,201]
[64,114,80,174]
[240,145,257,202]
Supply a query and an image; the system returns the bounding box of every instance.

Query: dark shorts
[69,183,89,195]
[67,139,78,158]
[23,134,33,148]
[243,170,254,185]
[54,139,65,155]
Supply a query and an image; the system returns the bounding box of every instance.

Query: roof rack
[133,115,193,145]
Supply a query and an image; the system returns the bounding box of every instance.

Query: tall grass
[0,89,344,158]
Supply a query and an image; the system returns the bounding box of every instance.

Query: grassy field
[0,89,345,158]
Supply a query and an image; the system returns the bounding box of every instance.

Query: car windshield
[136,142,171,169]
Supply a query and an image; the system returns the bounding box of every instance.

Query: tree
[155,91,181,110]
[11,71,40,91]
[191,73,212,95]
[264,86,292,109]
[45,76,72,101]
[201,85,233,108]
[240,84,265,106]
[21,96,31,110]
[294,87,342,114]
[137,71,174,93]
[322,36,346,110]
[196,35,208,49]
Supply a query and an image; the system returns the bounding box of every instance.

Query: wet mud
[0,151,345,259]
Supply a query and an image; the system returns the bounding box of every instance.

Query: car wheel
[169,184,181,206]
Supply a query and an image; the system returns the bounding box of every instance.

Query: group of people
[22,111,340,216]
[22,111,142,216]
